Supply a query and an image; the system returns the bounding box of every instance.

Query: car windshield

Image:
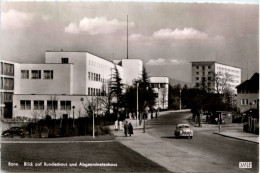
[178,125,189,129]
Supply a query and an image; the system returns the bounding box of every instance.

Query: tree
[110,64,124,117]
[168,84,182,110]
[160,87,168,110]
[209,71,233,94]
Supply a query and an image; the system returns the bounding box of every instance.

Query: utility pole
[127,15,128,59]
[93,108,95,139]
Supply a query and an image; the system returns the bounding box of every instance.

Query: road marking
[0,140,116,144]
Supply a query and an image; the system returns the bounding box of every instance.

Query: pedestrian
[128,123,133,137]
[124,121,129,137]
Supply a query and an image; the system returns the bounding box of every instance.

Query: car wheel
[190,136,193,139]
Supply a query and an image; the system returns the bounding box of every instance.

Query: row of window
[21,70,53,79]
[20,100,71,110]
[196,66,211,70]
[150,83,166,88]
[217,66,239,74]
[88,72,109,83]
[88,60,110,70]
[88,88,102,96]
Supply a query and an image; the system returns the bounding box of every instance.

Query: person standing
[128,123,133,137]
[124,121,129,137]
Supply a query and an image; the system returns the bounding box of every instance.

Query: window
[34,100,44,110]
[196,77,199,80]
[88,72,91,80]
[21,70,29,79]
[3,92,12,102]
[241,100,243,105]
[20,100,31,110]
[47,100,57,110]
[43,70,53,79]
[31,70,41,79]
[196,66,199,69]
[3,78,14,90]
[196,72,199,75]
[60,101,71,110]
[202,66,205,70]
[196,83,199,87]
[91,73,93,81]
[3,63,14,76]
[245,99,249,105]
[208,66,211,69]
[88,88,91,95]
[61,58,69,64]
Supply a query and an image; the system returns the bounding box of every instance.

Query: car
[174,124,193,139]
[2,127,25,137]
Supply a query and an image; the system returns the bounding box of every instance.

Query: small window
[43,70,53,79]
[31,70,41,79]
[61,58,69,64]
[20,100,31,110]
[208,66,211,69]
[60,101,71,110]
[196,66,199,69]
[34,100,44,110]
[196,72,199,75]
[47,100,57,110]
[202,66,205,70]
[21,70,29,79]
[196,77,199,80]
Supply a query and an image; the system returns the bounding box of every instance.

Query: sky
[1,1,258,83]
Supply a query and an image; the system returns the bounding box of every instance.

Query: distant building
[0,60,16,119]
[191,61,241,93]
[236,73,259,113]
[149,77,169,110]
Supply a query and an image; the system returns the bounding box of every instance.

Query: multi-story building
[191,61,241,93]
[149,77,169,110]
[0,60,16,119]
[236,73,259,113]
[10,51,144,121]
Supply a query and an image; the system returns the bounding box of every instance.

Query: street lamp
[72,106,75,127]
[180,89,182,110]
[136,82,139,127]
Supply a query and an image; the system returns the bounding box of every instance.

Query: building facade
[1,60,16,119]
[191,61,241,93]
[236,73,259,113]
[149,77,169,110]
[6,51,145,121]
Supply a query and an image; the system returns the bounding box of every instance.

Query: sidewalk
[213,128,259,144]
[112,127,245,173]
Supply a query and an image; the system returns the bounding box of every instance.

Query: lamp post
[136,82,139,127]
[180,89,182,110]
[72,106,75,127]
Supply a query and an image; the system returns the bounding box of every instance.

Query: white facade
[192,61,241,93]
[149,77,169,109]
[11,51,144,120]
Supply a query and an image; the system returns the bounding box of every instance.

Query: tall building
[191,61,241,93]
[0,60,16,119]
[5,51,145,121]
[149,77,169,110]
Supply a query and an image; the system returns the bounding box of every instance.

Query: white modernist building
[191,61,241,93]
[149,77,169,110]
[11,51,144,120]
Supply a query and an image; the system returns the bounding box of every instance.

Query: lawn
[1,141,170,172]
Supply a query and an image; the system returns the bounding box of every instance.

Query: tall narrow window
[43,70,53,79]
[21,70,29,79]
[61,58,69,64]
[31,70,41,79]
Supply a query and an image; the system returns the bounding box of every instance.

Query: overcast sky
[1,2,258,83]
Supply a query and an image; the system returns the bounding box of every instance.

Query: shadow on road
[161,136,193,140]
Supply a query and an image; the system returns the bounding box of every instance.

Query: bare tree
[209,71,233,94]
[160,87,168,110]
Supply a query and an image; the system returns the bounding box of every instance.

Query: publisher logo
[239,162,252,168]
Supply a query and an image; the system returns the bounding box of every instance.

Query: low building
[236,73,259,134]
[149,77,169,110]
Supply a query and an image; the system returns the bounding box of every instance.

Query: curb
[213,132,259,144]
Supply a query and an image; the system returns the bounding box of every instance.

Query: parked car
[2,127,25,137]
[174,124,193,139]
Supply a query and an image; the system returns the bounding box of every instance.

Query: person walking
[124,121,129,137]
[128,123,133,137]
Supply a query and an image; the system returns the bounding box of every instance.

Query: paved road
[146,111,259,172]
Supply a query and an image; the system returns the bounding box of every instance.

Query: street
[146,111,259,172]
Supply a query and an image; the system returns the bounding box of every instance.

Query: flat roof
[191,61,241,69]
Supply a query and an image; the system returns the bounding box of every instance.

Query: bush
[100,126,111,135]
